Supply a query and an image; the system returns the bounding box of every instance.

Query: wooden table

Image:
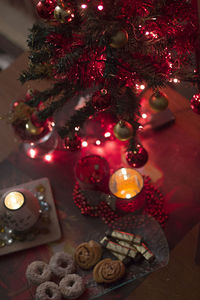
[0,53,200,300]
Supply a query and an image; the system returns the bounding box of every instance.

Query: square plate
[0,177,61,256]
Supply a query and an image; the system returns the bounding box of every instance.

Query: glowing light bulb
[81,4,87,9]
[13,101,19,108]
[75,126,80,131]
[95,140,101,146]
[28,149,37,159]
[173,78,179,83]
[51,121,55,127]
[44,154,53,162]
[142,113,147,119]
[82,141,88,147]
[97,4,104,10]
[104,132,111,138]
[140,84,145,90]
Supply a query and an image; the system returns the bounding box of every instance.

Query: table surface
[0,53,200,300]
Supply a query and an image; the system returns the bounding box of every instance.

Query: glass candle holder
[109,168,145,213]
[0,189,40,232]
[24,128,58,159]
[75,155,110,192]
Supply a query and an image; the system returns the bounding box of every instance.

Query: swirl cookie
[93,258,125,283]
[49,252,75,278]
[74,240,102,270]
[59,274,85,299]
[26,261,52,286]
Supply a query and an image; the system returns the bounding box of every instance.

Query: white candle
[1,189,40,231]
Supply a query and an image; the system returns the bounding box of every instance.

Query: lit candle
[4,192,24,210]
[109,168,145,212]
[0,189,40,231]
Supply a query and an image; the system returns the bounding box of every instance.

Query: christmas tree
[10,0,199,160]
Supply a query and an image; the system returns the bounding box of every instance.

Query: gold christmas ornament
[25,120,44,135]
[149,91,168,111]
[54,5,73,23]
[110,30,128,49]
[113,120,133,141]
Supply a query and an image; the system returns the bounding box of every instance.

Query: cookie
[26,261,52,286]
[93,258,125,283]
[59,274,85,299]
[36,281,61,300]
[49,252,75,278]
[74,240,102,270]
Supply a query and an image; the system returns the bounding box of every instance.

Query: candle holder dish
[0,178,61,256]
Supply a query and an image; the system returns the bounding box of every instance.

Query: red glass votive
[109,168,145,213]
[75,155,110,192]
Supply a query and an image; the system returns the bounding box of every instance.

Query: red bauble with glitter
[64,134,82,151]
[126,144,148,168]
[190,93,200,114]
[30,111,46,128]
[36,0,56,19]
[75,155,110,192]
[92,89,111,111]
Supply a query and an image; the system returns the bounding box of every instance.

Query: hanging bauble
[64,134,82,151]
[110,30,128,49]
[54,5,74,23]
[126,144,148,168]
[149,91,168,111]
[31,111,45,128]
[92,89,111,111]
[36,0,56,19]
[113,120,133,141]
[25,119,44,136]
[190,93,200,114]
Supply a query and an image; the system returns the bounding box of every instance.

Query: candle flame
[4,192,24,210]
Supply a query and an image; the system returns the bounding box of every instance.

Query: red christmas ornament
[64,134,82,151]
[126,144,148,168]
[36,0,56,19]
[25,89,39,103]
[92,89,111,111]
[30,111,46,128]
[190,93,200,114]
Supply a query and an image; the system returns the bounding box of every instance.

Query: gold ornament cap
[113,120,133,141]
[25,120,44,135]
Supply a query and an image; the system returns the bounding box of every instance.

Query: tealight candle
[4,192,25,210]
[109,168,145,212]
[0,189,40,232]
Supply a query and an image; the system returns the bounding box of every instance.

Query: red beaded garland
[73,177,168,228]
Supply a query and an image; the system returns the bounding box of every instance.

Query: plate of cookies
[25,214,169,299]
[74,214,169,299]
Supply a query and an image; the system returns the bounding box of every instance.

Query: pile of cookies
[74,240,125,284]
[26,252,85,300]
[25,230,154,299]
[74,230,155,285]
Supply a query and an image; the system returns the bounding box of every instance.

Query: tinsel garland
[73,176,168,228]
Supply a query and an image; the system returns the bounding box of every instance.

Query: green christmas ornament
[149,91,168,111]
[113,120,133,141]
